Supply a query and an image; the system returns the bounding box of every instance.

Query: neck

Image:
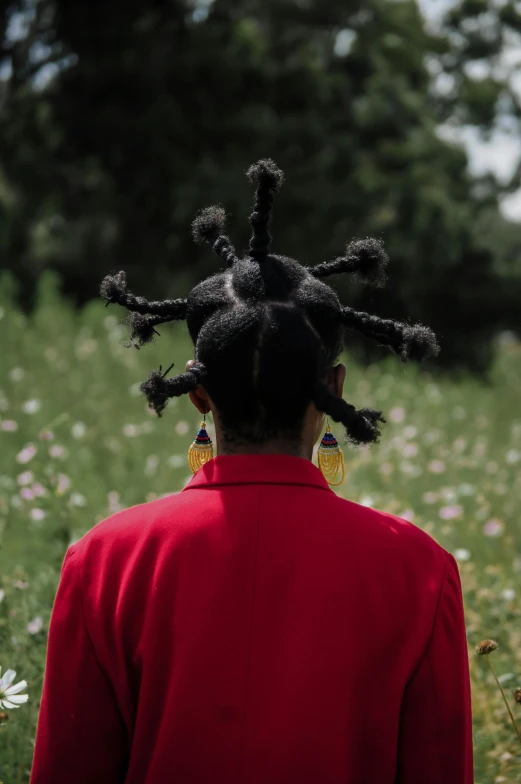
[218,439,312,460]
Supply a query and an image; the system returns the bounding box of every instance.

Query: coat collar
[182,453,333,493]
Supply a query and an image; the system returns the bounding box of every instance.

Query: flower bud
[475,639,498,655]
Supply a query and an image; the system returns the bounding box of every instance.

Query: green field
[0,272,520,782]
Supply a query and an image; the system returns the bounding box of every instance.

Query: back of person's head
[100,159,440,449]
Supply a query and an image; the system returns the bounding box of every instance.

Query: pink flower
[56,473,71,495]
[439,504,463,520]
[389,407,406,423]
[484,519,504,537]
[30,508,46,522]
[428,460,446,474]
[48,444,65,459]
[1,419,18,432]
[17,471,34,486]
[13,580,29,590]
[401,443,418,458]
[31,482,47,498]
[16,444,37,464]
[38,430,54,442]
[423,491,438,504]
[20,487,34,501]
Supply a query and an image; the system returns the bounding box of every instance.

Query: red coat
[30,454,474,783]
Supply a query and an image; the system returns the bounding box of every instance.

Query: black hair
[100,159,440,447]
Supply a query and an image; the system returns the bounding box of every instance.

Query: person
[30,160,474,783]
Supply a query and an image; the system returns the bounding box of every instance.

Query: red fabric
[30,454,474,783]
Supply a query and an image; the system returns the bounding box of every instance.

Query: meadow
[0,270,520,782]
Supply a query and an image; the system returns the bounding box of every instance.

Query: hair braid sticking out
[100,158,440,447]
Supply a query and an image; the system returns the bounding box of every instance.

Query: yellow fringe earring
[317,418,346,486]
[188,412,214,473]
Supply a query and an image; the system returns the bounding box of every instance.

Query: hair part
[100,159,440,448]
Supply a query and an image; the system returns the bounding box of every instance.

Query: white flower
[145,455,159,476]
[27,616,43,635]
[501,589,516,602]
[389,407,405,423]
[454,548,471,562]
[167,455,184,469]
[0,667,29,709]
[359,495,375,507]
[30,508,46,521]
[0,589,4,603]
[22,399,41,415]
[175,420,190,435]
[506,449,520,465]
[8,367,25,382]
[17,471,34,486]
[71,421,86,439]
[70,493,87,507]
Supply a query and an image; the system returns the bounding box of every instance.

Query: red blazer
[30,454,474,783]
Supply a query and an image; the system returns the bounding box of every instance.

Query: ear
[186,359,211,415]
[328,362,346,400]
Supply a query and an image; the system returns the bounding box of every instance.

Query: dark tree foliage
[0,0,521,372]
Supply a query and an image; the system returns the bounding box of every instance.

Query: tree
[0,0,520,371]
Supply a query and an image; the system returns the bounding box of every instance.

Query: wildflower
[400,509,415,522]
[145,455,159,476]
[454,548,471,562]
[389,407,405,423]
[439,504,463,521]
[0,667,28,709]
[32,482,47,498]
[30,508,46,522]
[8,368,24,382]
[484,519,504,537]
[48,444,66,459]
[501,589,515,601]
[359,495,375,507]
[20,487,34,501]
[423,491,438,504]
[175,420,190,435]
[0,420,18,432]
[167,454,184,469]
[458,483,476,496]
[123,424,139,437]
[401,443,418,458]
[16,444,37,464]
[71,421,86,439]
[38,430,54,441]
[379,462,394,476]
[17,471,34,486]
[70,493,86,507]
[13,580,28,590]
[475,639,498,655]
[428,460,446,474]
[403,425,418,439]
[506,449,520,465]
[22,399,41,415]
[108,491,122,513]
[0,589,4,603]
[56,473,71,495]
[27,617,43,635]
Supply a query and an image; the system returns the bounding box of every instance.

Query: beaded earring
[188,412,214,473]
[317,417,346,486]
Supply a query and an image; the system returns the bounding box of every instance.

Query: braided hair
[100,159,440,447]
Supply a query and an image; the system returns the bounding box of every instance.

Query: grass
[0,270,520,782]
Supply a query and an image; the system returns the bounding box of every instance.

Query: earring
[318,418,346,486]
[188,412,214,473]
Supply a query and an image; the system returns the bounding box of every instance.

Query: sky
[417,0,521,221]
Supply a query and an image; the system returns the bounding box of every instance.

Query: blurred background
[0,1,521,781]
